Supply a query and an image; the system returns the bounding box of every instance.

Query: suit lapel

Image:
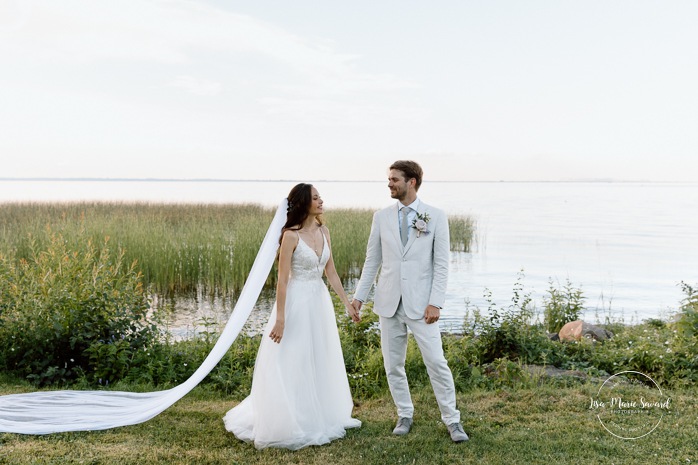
[388,204,403,251]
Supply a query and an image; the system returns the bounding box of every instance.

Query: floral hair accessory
[412,212,430,237]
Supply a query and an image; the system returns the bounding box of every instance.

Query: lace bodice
[291,232,329,281]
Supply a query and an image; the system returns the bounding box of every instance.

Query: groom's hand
[349,299,362,323]
[424,305,440,324]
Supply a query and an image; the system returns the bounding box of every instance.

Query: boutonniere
[411,212,431,237]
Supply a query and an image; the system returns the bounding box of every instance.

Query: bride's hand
[269,320,284,343]
[347,302,361,323]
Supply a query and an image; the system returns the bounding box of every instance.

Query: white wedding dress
[223,232,361,449]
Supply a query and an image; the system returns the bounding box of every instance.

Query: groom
[352,160,468,442]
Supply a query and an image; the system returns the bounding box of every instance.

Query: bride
[223,183,361,449]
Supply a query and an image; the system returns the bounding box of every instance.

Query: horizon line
[0,177,677,184]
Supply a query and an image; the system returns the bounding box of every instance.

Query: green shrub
[0,228,159,386]
[675,282,698,340]
[554,283,698,389]
[665,282,698,386]
[442,335,479,390]
[334,298,387,399]
[543,278,585,333]
[205,333,261,396]
[464,273,558,365]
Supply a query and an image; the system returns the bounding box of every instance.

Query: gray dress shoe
[447,422,469,442]
[392,417,413,435]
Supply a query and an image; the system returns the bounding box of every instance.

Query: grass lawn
[1,384,696,465]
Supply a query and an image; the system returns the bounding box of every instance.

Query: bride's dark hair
[279,183,323,244]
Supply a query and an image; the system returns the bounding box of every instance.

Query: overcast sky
[1,0,697,181]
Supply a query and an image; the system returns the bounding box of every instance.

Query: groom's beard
[390,188,407,201]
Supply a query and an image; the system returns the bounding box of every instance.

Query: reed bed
[447,215,477,252]
[0,202,476,298]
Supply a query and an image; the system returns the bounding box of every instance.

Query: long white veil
[0,199,288,435]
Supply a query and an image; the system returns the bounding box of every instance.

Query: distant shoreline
[0,177,674,184]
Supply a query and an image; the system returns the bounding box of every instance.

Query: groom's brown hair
[390,160,423,191]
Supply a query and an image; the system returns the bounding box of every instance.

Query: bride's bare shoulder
[281,228,301,245]
[320,224,331,240]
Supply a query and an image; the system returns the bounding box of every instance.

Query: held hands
[424,305,440,324]
[269,319,284,343]
[349,300,362,323]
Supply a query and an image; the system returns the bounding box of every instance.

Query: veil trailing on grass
[0,199,288,435]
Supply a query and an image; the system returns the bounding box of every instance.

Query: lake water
[1,179,696,334]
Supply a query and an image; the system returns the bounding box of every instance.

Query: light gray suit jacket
[354,201,449,320]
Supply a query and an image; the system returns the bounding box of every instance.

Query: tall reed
[0,202,476,298]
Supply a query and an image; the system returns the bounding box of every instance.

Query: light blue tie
[400,207,410,246]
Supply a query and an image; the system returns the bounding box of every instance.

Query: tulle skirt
[223,277,361,450]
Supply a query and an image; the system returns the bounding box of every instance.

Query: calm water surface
[2,180,696,334]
